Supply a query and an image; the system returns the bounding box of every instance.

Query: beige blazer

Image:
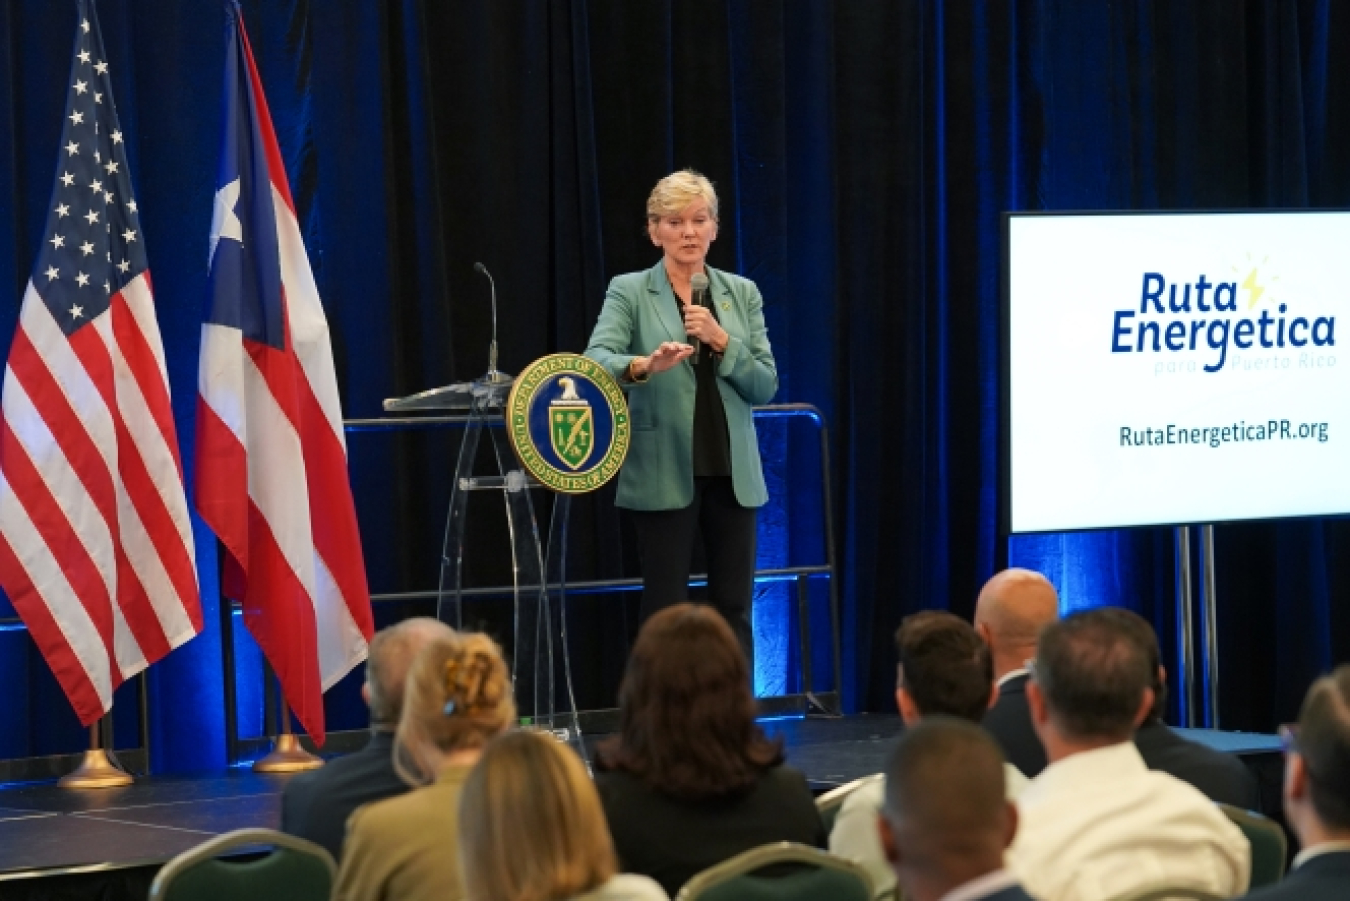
[332,765,472,901]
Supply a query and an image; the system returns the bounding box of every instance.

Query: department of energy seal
[506,354,630,494]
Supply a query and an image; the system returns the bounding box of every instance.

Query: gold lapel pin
[721,301,731,311]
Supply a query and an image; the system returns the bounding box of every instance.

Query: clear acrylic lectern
[383,378,582,748]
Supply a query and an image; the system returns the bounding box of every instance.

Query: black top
[983,673,1048,778]
[279,730,408,861]
[675,291,731,477]
[1243,850,1350,900]
[1134,719,1263,810]
[596,765,826,897]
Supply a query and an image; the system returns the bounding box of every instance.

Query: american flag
[195,2,373,744]
[0,0,202,726]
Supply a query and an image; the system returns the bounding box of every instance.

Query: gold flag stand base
[252,732,323,773]
[58,749,134,789]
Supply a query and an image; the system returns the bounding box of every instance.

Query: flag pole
[252,665,323,773]
[58,715,133,789]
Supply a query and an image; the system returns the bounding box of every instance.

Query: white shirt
[829,764,1029,900]
[570,874,669,901]
[1007,742,1251,901]
[1291,840,1350,870]
[940,869,1021,901]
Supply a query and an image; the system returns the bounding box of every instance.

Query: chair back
[675,841,872,901]
[1218,803,1288,888]
[1107,886,1222,901]
[815,775,881,836]
[148,828,336,901]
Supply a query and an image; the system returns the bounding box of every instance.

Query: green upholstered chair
[674,841,873,901]
[1219,803,1289,889]
[815,775,880,836]
[1107,886,1223,901]
[148,828,335,901]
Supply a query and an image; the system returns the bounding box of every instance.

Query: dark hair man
[1112,608,1261,809]
[1246,666,1350,899]
[878,718,1034,901]
[831,612,1028,898]
[281,616,456,860]
[975,568,1060,777]
[1008,608,1250,901]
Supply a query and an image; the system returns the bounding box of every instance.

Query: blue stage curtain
[3,0,1350,770]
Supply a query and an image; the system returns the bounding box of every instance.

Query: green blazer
[585,259,778,511]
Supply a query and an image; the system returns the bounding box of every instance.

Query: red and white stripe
[195,40,372,744]
[0,275,201,726]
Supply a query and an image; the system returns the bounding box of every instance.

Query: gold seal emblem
[506,354,630,494]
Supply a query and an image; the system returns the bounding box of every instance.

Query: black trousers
[629,477,758,672]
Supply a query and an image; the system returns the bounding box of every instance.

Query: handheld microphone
[474,262,508,384]
[689,272,710,360]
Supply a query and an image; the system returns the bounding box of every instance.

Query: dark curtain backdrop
[2,0,1350,772]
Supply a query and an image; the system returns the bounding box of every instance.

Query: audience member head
[894,611,995,724]
[394,631,515,786]
[1108,608,1169,723]
[879,717,1017,901]
[1026,608,1155,760]
[974,568,1059,679]
[1283,666,1350,847]
[364,617,457,729]
[459,731,616,901]
[596,602,782,800]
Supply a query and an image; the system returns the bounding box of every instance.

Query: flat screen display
[1004,211,1349,533]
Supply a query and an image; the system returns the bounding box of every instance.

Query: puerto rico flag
[195,1,373,743]
[0,0,201,726]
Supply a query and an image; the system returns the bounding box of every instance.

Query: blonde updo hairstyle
[459,731,617,901]
[394,632,515,786]
[646,169,719,227]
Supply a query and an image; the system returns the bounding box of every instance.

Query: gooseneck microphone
[689,272,710,360]
[474,262,509,384]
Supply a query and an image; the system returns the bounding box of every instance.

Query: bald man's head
[974,569,1059,677]
[365,617,457,727]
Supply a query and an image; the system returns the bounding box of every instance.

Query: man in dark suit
[1118,611,1262,810]
[975,568,1059,777]
[1246,665,1350,900]
[280,617,454,861]
[879,718,1035,901]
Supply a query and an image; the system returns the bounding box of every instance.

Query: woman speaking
[585,170,777,671]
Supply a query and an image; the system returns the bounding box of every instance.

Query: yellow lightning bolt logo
[1242,267,1266,309]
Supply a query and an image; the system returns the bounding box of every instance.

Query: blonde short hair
[646,169,719,221]
[459,731,617,901]
[393,632,515,786]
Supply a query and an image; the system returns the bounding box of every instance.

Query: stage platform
[0,715,1284,900]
